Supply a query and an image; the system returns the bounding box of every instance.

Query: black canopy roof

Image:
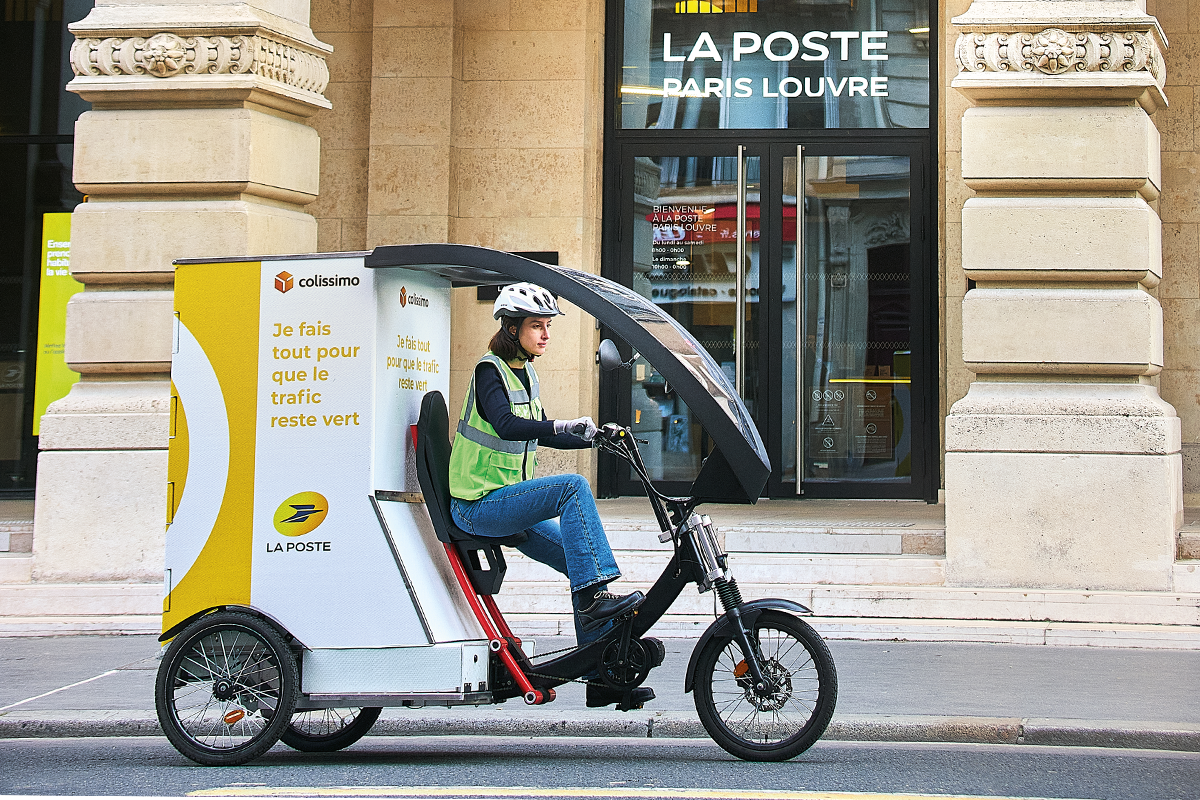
[367,244,770,505]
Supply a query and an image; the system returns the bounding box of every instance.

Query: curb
[2,711,1199,752]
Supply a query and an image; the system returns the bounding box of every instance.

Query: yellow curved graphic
[164,261,261,635]
[273,492,329,536]
[167,380,189,526]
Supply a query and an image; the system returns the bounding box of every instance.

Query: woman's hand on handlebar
[554,416,599,441]
[596,422,636,445]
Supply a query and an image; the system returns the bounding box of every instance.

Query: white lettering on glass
[801,31,829,61]
[763,31,800,61]
[829,31,860,60]
[733,31,761,61]
[862,31,888,60]
[663,32,685,61]
[688,31,722,61]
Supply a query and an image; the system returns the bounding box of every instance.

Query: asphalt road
[2,735,1198,800]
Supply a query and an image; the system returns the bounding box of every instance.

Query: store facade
[600,0,937,500]
[3,0,1198,636]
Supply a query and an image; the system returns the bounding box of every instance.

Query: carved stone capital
[69,31,329,114]
[955,28,1164,83]
[952,25,1166,111]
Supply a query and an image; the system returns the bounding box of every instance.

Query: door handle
[796,144,805,494]
[735,145,746,396]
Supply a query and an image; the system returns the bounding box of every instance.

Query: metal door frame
[762,140,936,500]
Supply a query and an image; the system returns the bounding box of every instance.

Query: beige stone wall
[309,0,606,480]
[939,0,975,487]
[310,0,373,253]
[1149,0,1200,504]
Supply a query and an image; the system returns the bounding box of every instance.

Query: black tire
[280,707,382,752]
[155,610,298,766]
[693,610,837,762]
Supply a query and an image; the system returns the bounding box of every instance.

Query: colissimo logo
[275,272,360,293]
[399,287,430,308]
[273,492,328,536]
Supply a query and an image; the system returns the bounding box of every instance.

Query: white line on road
[187,786,1087,800]
[0,669,121,713]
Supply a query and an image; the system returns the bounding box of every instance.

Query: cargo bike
[156,244,837,766]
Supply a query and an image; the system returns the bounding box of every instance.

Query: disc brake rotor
[734,657,794,712]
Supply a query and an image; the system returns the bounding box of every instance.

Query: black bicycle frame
[524,534,704,690]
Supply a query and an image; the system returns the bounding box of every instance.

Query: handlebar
[594,421,691,534]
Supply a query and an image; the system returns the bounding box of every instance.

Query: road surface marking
[188,787,1087,800]
[0,670,121,713]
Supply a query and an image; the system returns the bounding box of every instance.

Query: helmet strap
[504,318,532,362]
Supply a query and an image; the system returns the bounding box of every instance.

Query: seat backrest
[416,391,460,546]
[416,391,509,596]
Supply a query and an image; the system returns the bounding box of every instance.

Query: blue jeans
[451,474,620,644]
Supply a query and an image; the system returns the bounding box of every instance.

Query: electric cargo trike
[156,245,837,766]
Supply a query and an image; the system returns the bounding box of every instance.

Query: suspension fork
[683,511,772,692]
[715,576,769,691]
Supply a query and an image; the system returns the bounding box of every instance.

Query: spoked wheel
[155,610,298,766]
[693,610,837,762]
[281,707,382,752]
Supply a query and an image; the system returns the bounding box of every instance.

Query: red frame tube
[442,543,546,704]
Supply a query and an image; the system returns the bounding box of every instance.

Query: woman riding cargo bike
[153,245,837,766]
[448,282,654,709]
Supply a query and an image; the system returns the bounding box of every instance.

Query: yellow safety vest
[449,353,544,501]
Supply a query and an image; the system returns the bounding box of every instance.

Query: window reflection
[783,155,912,484]
[631,154,759,483]
[621,0,931,130]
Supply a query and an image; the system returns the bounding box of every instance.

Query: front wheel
[693,610,837,762]
[281,707,382,752]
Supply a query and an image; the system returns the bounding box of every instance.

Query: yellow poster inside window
[32,213,81,436]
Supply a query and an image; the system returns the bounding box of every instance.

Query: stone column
[946,1,1180,591]
[32,3,330,584]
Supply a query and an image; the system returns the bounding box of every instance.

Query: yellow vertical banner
[32,213,82,436]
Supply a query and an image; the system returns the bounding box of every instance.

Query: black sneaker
[577,590,644,633]
[586,684,655,710]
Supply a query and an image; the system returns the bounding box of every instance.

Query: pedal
[616,687,655,712]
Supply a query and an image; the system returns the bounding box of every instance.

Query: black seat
[416,391,526,595]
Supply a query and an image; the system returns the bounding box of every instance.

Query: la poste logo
[267,492,333,553]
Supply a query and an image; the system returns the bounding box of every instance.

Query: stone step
[507,615,1200,649]
[492,581,1200,628]
[0,553,32,583]
[0,582,161,618]
[0,519,33,553]
[0,615,161,636]
[1175,561,1200,592]
[1178,532,1200,560]
[503,550,946,587]
[602,523,946,556]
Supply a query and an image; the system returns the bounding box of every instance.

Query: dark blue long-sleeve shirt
[474,361,591,450]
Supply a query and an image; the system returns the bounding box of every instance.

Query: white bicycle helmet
[493,282,563,320]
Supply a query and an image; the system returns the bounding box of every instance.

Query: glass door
[781,146,925,496]
[615,146,762,491]
[605,141,934,500]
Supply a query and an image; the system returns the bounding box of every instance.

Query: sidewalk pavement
[2,634,1199,751]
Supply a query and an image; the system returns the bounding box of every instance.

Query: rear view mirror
[598,339,630,371]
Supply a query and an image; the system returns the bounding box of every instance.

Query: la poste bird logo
[273,491,328,536]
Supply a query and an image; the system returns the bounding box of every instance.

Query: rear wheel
[281,707,382,752]
[693,610,836,762]
[155,610,298,766]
